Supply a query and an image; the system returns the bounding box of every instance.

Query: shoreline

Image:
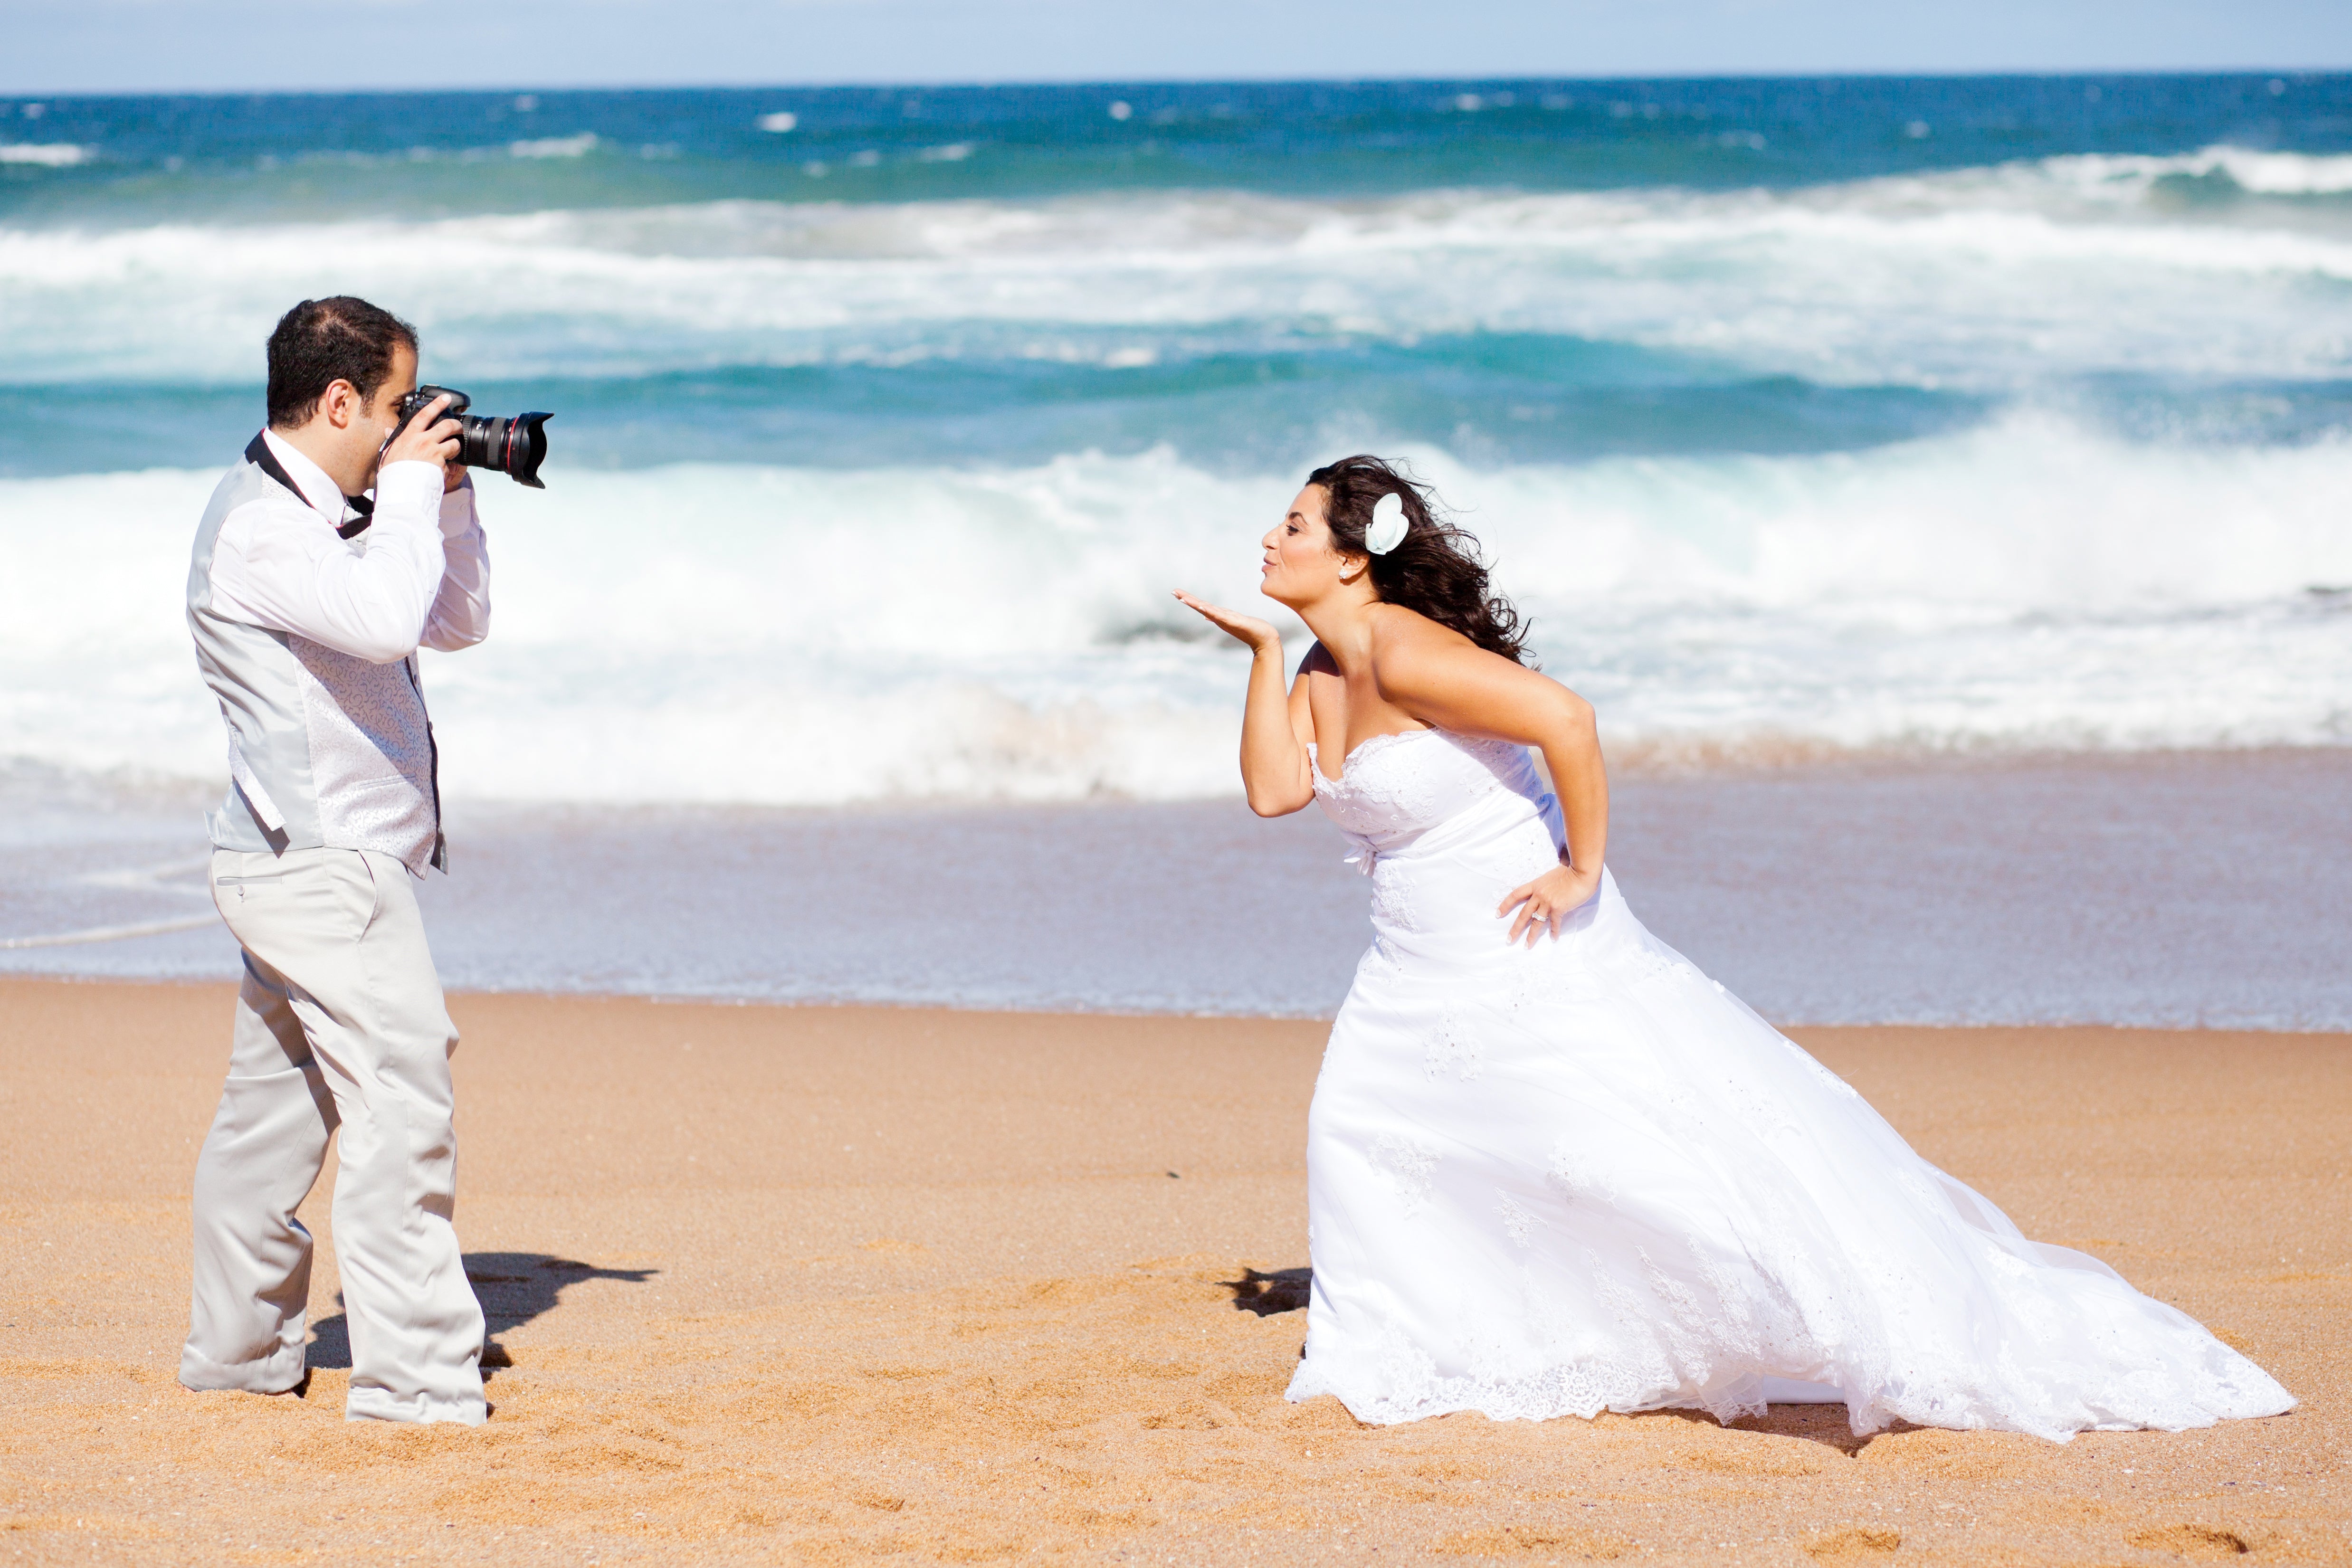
[12,738,2352,810]
[3,977,2345,1564]
[14,960,2352,1046]
[8,747,2352,1029]
[10,968,2352,1034]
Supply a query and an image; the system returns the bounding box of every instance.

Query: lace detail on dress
[1546,1134,1621,1206]
[1618,940,1699,988]
[1505,950,1568,1016]
[1368,1132,1442,1216]
[1309,730,1449,829]
[1424,999,1482,1081]
[1308,729,1524,839]
[1370,864,1420,933]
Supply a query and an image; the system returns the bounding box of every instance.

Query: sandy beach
[1,975,2345,1565]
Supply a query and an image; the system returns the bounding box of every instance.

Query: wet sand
[0,977,2345,1564]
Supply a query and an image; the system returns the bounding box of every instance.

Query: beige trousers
[181,846,486,1425]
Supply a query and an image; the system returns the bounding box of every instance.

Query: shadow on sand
[1222,1265,1313,1316]
[1214,1271,1904,1454]
[305,1252,659,1376]
[1648,1403,1912,1455]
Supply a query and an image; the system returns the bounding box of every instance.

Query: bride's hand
[1497,859,1602,946]
[1172,590,1281,654]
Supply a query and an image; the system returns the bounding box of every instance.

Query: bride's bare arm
[1172,590,1317,816]
[1374,618,1608,942]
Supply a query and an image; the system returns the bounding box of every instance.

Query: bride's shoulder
[1366,604,1476,675]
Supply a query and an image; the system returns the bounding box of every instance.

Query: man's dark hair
[266,296,417,428]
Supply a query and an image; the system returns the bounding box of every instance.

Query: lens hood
[496,411,553,489]
[387,385,553,488]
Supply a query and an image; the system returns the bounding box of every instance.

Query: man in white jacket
[181,295,492,1424]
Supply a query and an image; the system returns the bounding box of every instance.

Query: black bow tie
[244,432,377,539]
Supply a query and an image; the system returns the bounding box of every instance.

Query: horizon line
[8,65,2350,102]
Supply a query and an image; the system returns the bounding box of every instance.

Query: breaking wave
[5,417,2348,805]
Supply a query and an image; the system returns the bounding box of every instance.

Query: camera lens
[454,410,553,490]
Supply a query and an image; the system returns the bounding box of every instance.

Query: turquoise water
[4,76,2351,1018]
[1,76,2350,800]
[5,75,2349,476]
[9,76,2342,216]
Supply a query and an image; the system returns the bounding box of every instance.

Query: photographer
[181,296,491,1424]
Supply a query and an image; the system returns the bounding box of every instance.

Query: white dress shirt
[208,430,490,662]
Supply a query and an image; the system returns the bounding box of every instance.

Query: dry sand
[0,976,2345,1565]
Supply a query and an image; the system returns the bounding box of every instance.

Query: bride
[1173,454,2293,1441]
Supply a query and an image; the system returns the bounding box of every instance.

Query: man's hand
[382,392,460,485]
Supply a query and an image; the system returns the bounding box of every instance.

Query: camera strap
[245,432,374,540]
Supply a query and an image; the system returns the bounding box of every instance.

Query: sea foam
[5,151,2350,390]
[6,419,2346,806]
[0,143,89,167]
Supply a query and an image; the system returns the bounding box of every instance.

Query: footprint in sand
[1436,1523,1632,1560]
[2126,1524,2252,1558]
[1803,1526,1900,1564]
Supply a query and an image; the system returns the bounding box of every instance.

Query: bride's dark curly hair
[1306,454,1532,665]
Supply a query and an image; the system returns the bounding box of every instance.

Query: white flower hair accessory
[1364,492,1409,555]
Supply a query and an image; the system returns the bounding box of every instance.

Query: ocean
[3,75,2349,1021]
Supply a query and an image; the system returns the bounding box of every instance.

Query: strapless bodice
[1309,727,1571,966]
[1309,727,1538,841]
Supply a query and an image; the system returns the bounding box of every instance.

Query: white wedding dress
[1283,726,2294,1440]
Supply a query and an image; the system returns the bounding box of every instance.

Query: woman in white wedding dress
[1173,455,2293,1442]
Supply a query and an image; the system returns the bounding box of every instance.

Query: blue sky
[3,0,2346,95]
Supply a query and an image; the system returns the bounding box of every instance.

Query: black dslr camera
[385,385,553,489]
